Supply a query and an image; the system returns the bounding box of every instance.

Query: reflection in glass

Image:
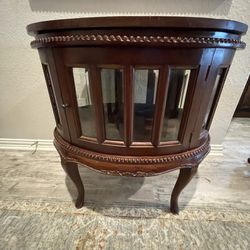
[203,68,224,129]
[73,68,96,138]
[133,69,159,142]
[101,69,124,141]
[161,69,191,141]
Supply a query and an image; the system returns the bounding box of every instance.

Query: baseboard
[209,144,224,156]
[0,138,55,151]
[0,138,224,156]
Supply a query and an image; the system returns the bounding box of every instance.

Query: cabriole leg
[61,157,85,209]
[170,165,198,214]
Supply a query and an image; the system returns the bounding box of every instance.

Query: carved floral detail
[99,170,157,177]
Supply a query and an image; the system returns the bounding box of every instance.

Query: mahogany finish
[27,16,247,214]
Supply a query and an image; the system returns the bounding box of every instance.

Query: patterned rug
[0,199,250,250]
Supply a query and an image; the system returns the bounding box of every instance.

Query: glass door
[54,47,215,155]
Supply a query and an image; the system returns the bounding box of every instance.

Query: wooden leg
[61,157,85,209]
[170,165,198,214]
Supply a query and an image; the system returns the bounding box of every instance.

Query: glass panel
[203,68,224,129]
[101,68,124,141]
[161,69,191,141]
[72,68,96,138]
[133,69,159,142]
[42,64,61,126]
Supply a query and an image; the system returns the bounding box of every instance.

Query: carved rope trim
[59,153,163,177]
[58,145,202,177]
[59,153,183,177]
[32,34,245,47]
[54,129,210,165]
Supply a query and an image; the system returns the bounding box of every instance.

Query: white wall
[0,0,249,145]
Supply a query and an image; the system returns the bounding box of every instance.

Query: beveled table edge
[27,16,248,36]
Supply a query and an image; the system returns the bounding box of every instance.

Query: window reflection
[133,69,159,142]
[73,68,97,138]
[101,68,124,141]
[161,69,191,141]
[203,68,224,130]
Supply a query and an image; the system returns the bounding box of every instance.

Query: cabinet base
[54,129,210,214]
[54,129,210,177]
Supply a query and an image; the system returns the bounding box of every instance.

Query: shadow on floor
[65,164,199,215]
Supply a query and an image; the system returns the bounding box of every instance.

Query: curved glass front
[72,66,192,144]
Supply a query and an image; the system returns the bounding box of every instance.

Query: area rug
[0,199,249,250]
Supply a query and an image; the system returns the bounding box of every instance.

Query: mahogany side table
[27,16,247,213]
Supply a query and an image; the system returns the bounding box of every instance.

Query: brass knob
[61,103,69,108]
